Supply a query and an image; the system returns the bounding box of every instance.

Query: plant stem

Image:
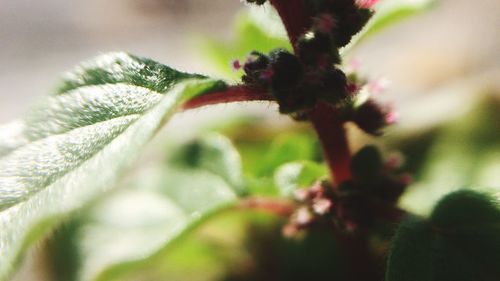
[267,3,383,280]
[333,229,383,281]
[183,85,274,110]
[269,0,311,49]
[238,197,294,217]
[309,102,352,184]
[268,0,352,183]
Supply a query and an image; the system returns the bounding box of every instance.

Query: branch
[269,0,311,50]
[333,228,383,281]
[309,102,352,185]
[268,0,353,184]
[182,85,274,110]
[238,197,295,217]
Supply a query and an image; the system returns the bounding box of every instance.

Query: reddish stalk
[267,2,381,280]
[269,0,312,49]
[334,229,384,281]
[238,197,295,217]
[268,0,353,184]
[309,102,352,184]
[182,85,274,110]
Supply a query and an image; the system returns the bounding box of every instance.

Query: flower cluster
[242,48,347,118]
[342,70,397,135]
[283,146,410,236]
[306,0,373,48]
[242,0,393,135]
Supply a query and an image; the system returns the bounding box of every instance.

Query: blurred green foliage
[393,96,500,215]
[200,11,291,81]
[386,190,500,281]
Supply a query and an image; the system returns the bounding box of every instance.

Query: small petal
[385,111,399,125]
[368,77,391,95]
[232,59,242,70]
[355,0,379,9]
[282,223,300,238]
[313,198,333,215]
[293,188,310,202]
[294,207,314,226]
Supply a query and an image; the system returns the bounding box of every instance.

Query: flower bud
[242,51,270,86]
[352,100,388,135]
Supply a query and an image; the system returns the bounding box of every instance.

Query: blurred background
[0,0,244,122]
[1,0,499,280]
[0,0,499,123]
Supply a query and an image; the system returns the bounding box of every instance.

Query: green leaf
[64,134,245,281]
[46,219,83,281]
[201,8,291,81]
[342,0,435,53]
[430,190,500,228]
[170,133,246,195]
[385,216,434,281]
[0,52,222,280]
[274,161,327,197]
[386,190,500,281]
[259,133,319,177]
[234,130,321,197]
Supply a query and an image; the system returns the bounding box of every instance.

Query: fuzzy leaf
[62,134,245,281]
[386,190,500,281]
[0,52,223,280]
[0,120,28,158]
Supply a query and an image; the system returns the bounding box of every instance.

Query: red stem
[268,0,353,184]
[333,229,383,281]
[269,0,312,50]
[182,85,274,110]
[309,102,352,184]
[238,197,294,217]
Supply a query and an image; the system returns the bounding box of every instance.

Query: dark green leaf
[386,190,500,281]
